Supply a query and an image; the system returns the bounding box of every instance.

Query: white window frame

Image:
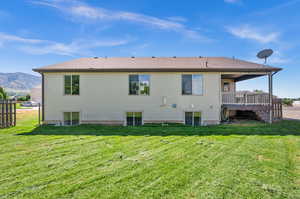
[181,74,204,96]
[125,111,144,126]
[184,111,202,126]
[63,111,80,126]
[128,74,150,96]
[64,75,80,96]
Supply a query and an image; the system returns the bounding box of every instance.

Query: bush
[17,94,31,101]
[282,98,293,106]
[0,87,8,100]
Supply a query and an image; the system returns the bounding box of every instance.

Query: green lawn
[0,111,300,199]
[16,103,32,109]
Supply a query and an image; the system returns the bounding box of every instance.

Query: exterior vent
[162,96,167,105]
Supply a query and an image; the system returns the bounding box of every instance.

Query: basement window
[63,112,80,126]
[185,112,201,126]
[64,75,80,95]
[126,112,142,126]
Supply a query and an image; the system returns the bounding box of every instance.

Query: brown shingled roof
[33,57,282,73]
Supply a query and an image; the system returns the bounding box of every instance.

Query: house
[33,57,282,126]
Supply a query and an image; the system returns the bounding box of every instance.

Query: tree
[282,98,293,106]
[253,89,264,93]
[26,94,30,101]
[17,96,27,101]
[0,87,7,100]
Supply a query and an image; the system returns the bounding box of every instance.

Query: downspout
[41,73,44,122]
[268,71,279,124]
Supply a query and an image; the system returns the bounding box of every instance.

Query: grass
[16,103,32,109]
[0,112,300,199]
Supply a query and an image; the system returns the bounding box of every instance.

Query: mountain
[0,72,41,93]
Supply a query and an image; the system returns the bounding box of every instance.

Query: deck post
[268,73,273,124]
[41,73,44,122]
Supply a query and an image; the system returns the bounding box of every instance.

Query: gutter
[32,67,282,73]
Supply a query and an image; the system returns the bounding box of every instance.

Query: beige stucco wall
[44,72,222,125]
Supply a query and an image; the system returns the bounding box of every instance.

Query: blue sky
[0,0,299,98]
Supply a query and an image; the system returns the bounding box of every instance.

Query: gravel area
[283,106,300,120]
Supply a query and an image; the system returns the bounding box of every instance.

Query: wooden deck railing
[222,93,271,105]
[0,100,16,128]
[272,98,283,120]
[222,93,283,121]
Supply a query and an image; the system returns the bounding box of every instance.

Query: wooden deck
[222,93,282,122]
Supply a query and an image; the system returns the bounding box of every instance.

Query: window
[129,75,150,95]
[126,112,142,126]
[64,75,80,95]
[182,74,203,95]
[223,82,230,92]
[185,112,201,126]
[63,112,80,125]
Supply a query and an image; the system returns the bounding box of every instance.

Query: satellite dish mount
[257,49,273,64]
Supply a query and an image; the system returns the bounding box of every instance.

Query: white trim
[183,111,202,126]
[62,111,81,126]
[181,74,204,96]
[124,111,144,126]
[128,74,151,96]
[63,75,80,96]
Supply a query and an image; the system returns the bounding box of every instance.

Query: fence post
[0,101,1,128]
[14,101,16,126]
[9,100,12,126]
[1,101,4,128]
[38,103,41,126]
[5,100,8,128]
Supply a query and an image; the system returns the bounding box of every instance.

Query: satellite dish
[257,49,273,64]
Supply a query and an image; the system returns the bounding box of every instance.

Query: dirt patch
[17,110,38,120]
[257,155,271,161]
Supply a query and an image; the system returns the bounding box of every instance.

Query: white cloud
[166,16,187,23]
[31,0,210,41]
[268,56,290,65]
[0,32,129,55]
[252,0,300,16]
[268,51,290,64]
[227,25,279,43]
[19,39,129,56]
[224,0,240,4]
[0,32,45,45]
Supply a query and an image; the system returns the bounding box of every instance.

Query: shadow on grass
[16,120,300,136]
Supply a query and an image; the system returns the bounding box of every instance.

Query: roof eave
[32,67,282,73]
